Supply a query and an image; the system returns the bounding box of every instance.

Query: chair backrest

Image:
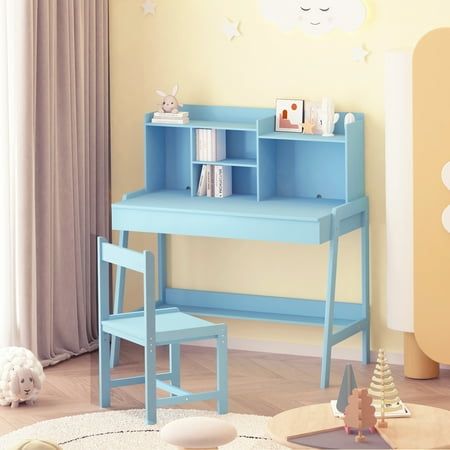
[97,236,155,339]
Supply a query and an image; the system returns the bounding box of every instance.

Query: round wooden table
[267,403,450,449]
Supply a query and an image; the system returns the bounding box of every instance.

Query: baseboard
[189,337,406,366]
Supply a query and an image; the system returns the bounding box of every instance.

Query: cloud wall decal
[260,0,367,36]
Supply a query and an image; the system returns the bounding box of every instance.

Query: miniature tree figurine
[344,388,377,443]
[336,364,358,414]
[368,349,403,428]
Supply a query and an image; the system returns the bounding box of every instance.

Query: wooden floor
[1,341,449,435]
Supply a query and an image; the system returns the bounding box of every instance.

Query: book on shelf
[206,165,214,197]
[154,111,189,118]
[196,129,205,160]
[196,128,226,162]
[152,111,189,124]
[152,118,189,124]
[197,165,207,196]
[214,165,232,198]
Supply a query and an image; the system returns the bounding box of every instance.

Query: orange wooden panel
[413,28,450,364]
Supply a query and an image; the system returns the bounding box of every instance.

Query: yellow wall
[109,0,450,355]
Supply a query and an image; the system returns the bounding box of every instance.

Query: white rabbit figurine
[156,84,183,114]
[320,97,340,137]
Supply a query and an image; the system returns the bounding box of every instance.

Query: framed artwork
[276,99,304,133]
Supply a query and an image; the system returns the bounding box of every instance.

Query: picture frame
[275,99,304,133]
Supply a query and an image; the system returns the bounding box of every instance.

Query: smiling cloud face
[260,0,367,36]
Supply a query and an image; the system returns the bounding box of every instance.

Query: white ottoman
[160,417,237,450]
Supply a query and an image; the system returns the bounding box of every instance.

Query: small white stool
[160,417,237,450]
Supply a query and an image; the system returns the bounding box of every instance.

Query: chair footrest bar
[330,319,368,346]
[156,380,190,397]
[156,371,173,381]
[156,390,219,407]
[111,375,145,388]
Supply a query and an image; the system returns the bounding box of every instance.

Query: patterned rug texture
[0,408,286,449]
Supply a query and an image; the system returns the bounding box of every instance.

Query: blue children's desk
[111,105,370,388]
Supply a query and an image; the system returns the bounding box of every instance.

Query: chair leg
[216,327,228,414]
[99,329,111,408]
[111,229,129,368]
[145,341,157,425]
[170,343,181,390]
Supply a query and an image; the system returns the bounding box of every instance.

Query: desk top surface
[112,190,344,222]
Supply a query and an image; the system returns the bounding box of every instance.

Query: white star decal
[223,18,241,41]
[352,45,370,63]
[142,0,156,16]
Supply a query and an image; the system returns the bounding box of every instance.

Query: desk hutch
[111,104,370,388]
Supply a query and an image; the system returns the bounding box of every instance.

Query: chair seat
[102,309,222,346]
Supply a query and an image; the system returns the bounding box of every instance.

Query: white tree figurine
[368,349,403,427]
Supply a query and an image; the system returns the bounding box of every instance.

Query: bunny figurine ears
[156,84,183,114]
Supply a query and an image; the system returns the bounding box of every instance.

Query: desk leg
[361,210,370,364]
[158,234,166,304]
[110,229,129,368]
[321,225,339,389]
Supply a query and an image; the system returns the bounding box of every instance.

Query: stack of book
[197,165,232,198]
[196,129,226,161]
[152,111,189,124]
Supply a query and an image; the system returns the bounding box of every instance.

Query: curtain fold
[0,0,110,365]
[34,0,110,365]
[0,0,37,353]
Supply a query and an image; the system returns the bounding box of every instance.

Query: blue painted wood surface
[111,104,369,389]
[97,238,228,424]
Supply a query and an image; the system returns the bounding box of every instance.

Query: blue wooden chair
[97,237,228,424]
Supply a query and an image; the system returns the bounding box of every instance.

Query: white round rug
[0,408,286,449]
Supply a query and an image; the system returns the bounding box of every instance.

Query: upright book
[214,165,232,198]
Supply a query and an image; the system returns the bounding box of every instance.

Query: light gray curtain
[34,0,110,365]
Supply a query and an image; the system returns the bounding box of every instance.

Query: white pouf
[160,417,237,449]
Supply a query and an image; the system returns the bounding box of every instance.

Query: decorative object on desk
[319,97,339,137]
[368,349,407,425]
[301,120,315,134]
[160,417,237,450]
[304,100,322,134]
[344,388,377,442]
[141,0,156,16]
[336,364,358,414]
[156,84,183,114]
[223,18,241,41]
[275,99,304,132]
[0,347,45,408]
[259,0,367,35]
[352,45,370,63]
[8,439,62,450]
[344,112,356,126]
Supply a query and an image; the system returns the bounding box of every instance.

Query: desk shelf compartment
[145,126,192,193]
[191,128,258,198]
